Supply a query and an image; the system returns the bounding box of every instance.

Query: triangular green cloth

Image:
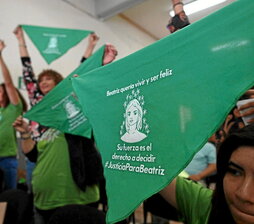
[22,25,92,64]
[72,0,254,223]
[24,45,105,138]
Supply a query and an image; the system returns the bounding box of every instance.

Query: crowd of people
[0,0,254,223]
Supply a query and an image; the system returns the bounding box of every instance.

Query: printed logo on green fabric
[64,99,81,119]
[120,89,149,143]
[43,34,64,55]
[50,92,87,132]
[40,129,61,142]
[104,82,174,176]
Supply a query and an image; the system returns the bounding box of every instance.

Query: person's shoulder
[205,142,216,151]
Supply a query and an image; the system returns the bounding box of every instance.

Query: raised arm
[0,40,20,105]
[13,26,29,57]
[82,33,99,60]
[14,25,43,106]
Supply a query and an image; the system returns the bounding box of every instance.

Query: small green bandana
[24,45,105,138]
[22,25,92,64]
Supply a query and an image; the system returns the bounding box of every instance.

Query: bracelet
[19,131,30,134]
[20,131,31,140]
[19,44,27,48]
[21,135,31,140]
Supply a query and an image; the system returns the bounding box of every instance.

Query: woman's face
[126,105,139,127]
[223,146,254,224]
[39,75,56,95]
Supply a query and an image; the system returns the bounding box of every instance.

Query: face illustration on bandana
[120,89,149,143]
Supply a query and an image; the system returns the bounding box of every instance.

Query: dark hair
[208,124,254,223]
[0,83,27,112]
[0,83,9,106]
[17,88,28,112]
[38,69,63,86]
[0,189,34,224]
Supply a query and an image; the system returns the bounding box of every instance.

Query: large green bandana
[72,0,254,222]
[24,46,105,138]
[22,25,92,64]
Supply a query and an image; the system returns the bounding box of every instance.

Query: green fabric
[0,102,22,157]
[176,177,212,224]
[71,0,254,223]
[24,46,105,138]
[22,25,92,64]
[32,128,99,210]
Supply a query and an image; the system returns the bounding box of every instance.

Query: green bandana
[24,46,105,138]
[22,25,92,64]
[72,0,254,223]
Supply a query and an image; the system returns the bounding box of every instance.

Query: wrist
[89,43,97,47]
[19,44,27,48]
[20,130,31,140]
[20,134,31,140]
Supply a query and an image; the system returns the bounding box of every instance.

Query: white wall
[0,0,155,91]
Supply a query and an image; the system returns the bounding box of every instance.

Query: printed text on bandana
[104,143,166,176]
[106,68,173,97]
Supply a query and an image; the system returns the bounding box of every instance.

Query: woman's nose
[40,80,47,85]
[236,176,254,204]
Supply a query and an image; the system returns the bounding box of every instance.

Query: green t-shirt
[176,177,213,224]
[32,128,99,210]
[0,102,22,157]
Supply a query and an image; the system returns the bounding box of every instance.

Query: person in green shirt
[13,26,118,223]
[0,40,27,190]
[160,124,254,224]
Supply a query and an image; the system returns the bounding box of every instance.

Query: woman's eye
[227,167,242,176]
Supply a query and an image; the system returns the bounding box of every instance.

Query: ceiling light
[169,0,227,16]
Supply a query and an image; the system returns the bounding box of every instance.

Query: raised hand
[13,116,30,134]
[82,33,100,59]
[88,33,99,47]
[103,44,117,65]
[13,25,25,41]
